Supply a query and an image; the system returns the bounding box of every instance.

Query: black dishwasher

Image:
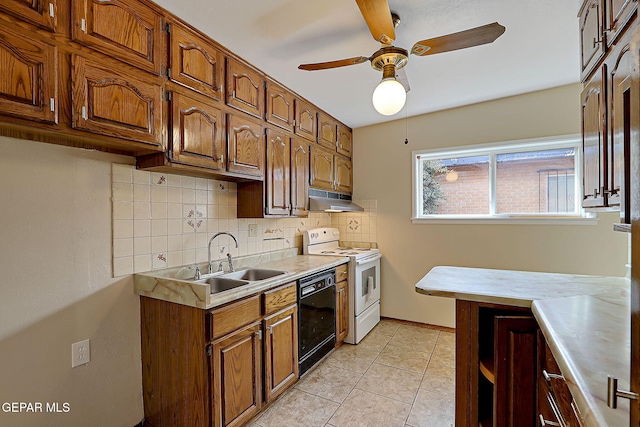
[298,269,336,376]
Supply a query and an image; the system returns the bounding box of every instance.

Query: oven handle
[356,253,382,265]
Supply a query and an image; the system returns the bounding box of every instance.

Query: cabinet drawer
[541,342,585,426]
[335,264,348,282]
[263,282,296,316]
[209,295,261,340]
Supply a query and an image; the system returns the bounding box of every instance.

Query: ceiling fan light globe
[372,78,406,115]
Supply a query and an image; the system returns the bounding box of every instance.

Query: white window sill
[411,215,598,225]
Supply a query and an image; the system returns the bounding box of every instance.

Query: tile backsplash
[111,164,378,277]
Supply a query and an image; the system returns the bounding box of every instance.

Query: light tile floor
[252,319,455,427]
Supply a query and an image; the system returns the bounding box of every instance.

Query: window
[412,135,591,223]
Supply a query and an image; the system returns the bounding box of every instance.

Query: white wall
[352,84,629,328]
[0,137,143,426]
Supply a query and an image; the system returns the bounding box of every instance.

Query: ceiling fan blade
[411,22,506,56]
[355,0,396,44]
[298,56,370,71]
[396,67,410,93]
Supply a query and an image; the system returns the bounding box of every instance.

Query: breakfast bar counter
[415,266,630,427]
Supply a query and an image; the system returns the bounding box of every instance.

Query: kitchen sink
[222,268,288,281]
[196,277,249,294]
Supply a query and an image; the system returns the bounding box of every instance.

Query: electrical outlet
[71,339,90,368]
[248,224,258,237]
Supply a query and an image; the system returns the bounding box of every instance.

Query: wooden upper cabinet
[265,80,294,132]
[294,98,317,142]
[71,0,164,75]
[580,0,605,79]
[290,137,309,217]
[227,113,264,178]
[0,25,58,124]
[265,128,291,216]
[226,57,264,119]
[606,30,633,221]
[0,0,58,32]
[337,123,352,157]
[310,145,334,191]
[581,66,607,208]
[169,89,224,170]
[317,112,337,150]
[71,55,163,147]
[334,154,352,194]
[168,20,224,101]
[605,0,637,47]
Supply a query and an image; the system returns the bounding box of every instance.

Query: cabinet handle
[542,370,565,383]
[81,106,88,120]
[257,330,263,340]
[220,154,224,164]
[538,414,561,427]
[607,376,639,409]
[593,37,603,48]
[49,3,54,18]
[80,18,86,32]
[49,98,55,112]
[269,325,274,335]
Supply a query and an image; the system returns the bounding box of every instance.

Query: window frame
[411,134,597,225]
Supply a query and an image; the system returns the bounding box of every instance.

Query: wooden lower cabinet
[456,300,586,427]
[335,264,349,344]
[141,285,300,427]
[264,306,298,402]
[212,321,263,427]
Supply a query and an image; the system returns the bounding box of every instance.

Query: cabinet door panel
[226,57,264,119]
[294,98,317,142]
[579,0,605,79]
[607,34,633,221]
[266,128,290,216]
[334,155,352,194]
[266,81,294,132]
[317,112,337,150]
[494,316,538,427]
[310,145,334,191]
[72,0,163,75]
[581,68,606,208]
[0,26,57,124]
[72,55,162,146]
[605,0,637,46]
[336,280,348,343]
[169,21,224,101]
[290,137,309,217]
[264,306,298,402]
[212,322,262,427]
[337,123,352,157]
[0,0,57,31]
[170,90,224,170]
[227,113,264,178]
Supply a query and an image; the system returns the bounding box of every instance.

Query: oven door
[353,253,381,316]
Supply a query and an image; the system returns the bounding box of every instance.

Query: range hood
[308,190,364,212]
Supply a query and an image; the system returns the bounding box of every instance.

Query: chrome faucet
[208,232,239,274]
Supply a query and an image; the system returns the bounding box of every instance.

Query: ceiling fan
[298,0,506,116]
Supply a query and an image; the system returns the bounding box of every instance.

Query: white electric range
[303,228,381,344]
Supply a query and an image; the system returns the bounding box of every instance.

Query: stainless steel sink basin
[222,268,288,281]
[196,277,249,294]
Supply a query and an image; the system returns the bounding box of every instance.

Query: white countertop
[135,249,348,309]
[415,266,631,427]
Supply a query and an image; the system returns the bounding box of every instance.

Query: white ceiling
[154,0,582,129]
